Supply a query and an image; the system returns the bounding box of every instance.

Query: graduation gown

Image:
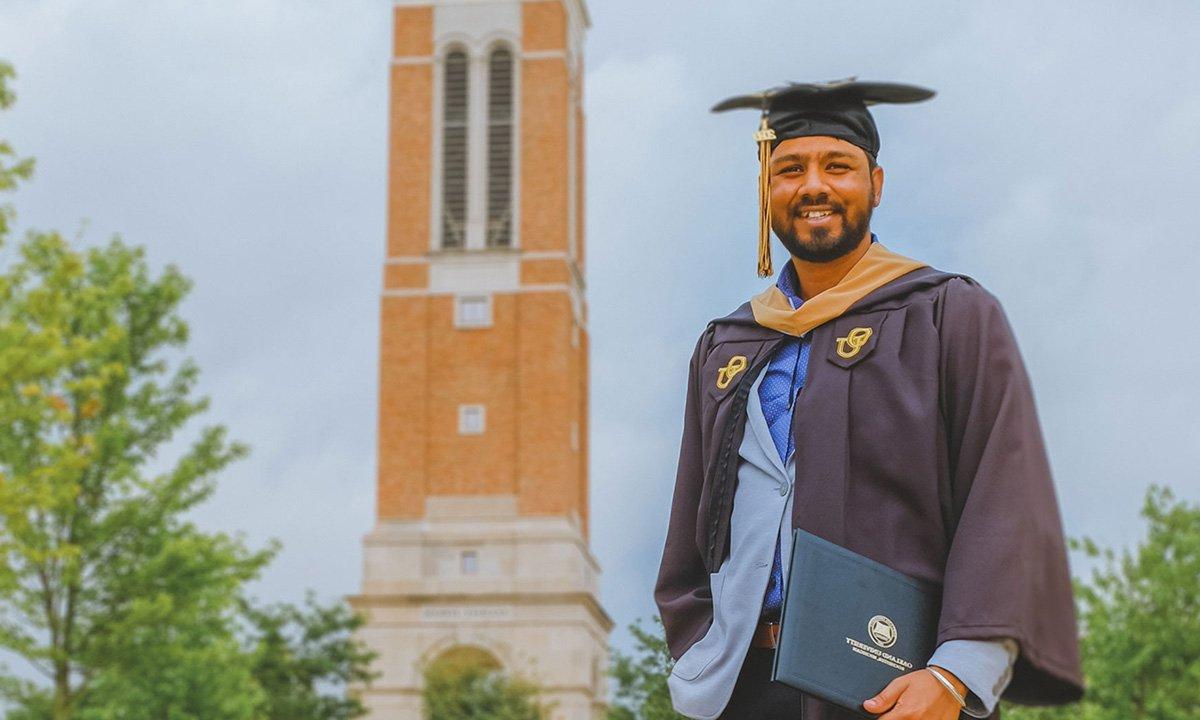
[654,243,1084,719]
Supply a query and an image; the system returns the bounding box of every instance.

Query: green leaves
[244,591,379,720]
[1004,484,1200,720]
[0,227,271,719]
[422,654,547,720]
[606,617,684,720]
[0,66,377,718]
[0,62,35,240]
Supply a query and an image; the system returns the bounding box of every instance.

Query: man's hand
[862,665,967,719]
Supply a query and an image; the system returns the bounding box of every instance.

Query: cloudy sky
[1,0,1198,658]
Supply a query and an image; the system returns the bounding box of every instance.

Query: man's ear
[871,164,885,207]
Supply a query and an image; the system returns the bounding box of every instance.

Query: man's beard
[772,194,873,263]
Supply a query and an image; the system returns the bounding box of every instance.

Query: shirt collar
[775,232,879,310]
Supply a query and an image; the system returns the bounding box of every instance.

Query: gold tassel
[753,114,776,278]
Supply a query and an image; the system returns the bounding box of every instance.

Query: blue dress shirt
[753,237,1017,716]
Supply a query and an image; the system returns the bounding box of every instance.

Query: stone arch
[426,644,502,676]
[417,634,514,679]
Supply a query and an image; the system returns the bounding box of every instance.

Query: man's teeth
[801,210,833,219]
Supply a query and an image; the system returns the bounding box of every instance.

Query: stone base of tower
[349,495,612,720]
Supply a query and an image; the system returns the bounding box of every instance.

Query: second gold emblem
[716,355,748,389]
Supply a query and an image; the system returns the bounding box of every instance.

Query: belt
[751,621,781,649]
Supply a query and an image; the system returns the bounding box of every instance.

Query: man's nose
[795,169,831,204]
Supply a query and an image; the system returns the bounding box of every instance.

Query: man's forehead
[770,136,870,160]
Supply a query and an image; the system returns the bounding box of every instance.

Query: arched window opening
[441,49,469,249]
[485,47,514,248]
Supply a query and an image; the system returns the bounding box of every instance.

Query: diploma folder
[772,529,941,718]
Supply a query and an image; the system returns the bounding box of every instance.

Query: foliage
[606,617,683,720]
[244,591,380,720]
[0,59,377,719]
[1004,484,1200,720]
[0,207,273,719]
[422,654,547,720]
[0,62,35,239]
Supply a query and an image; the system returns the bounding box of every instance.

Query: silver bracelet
[926,666,967,707]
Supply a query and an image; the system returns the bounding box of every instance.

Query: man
[654,79,1084,720]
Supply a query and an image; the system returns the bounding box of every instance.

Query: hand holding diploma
[863,665,968,720]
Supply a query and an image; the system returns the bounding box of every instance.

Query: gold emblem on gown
[836,327,873,359]
[715,355,748,389]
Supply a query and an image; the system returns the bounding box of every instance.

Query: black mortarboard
[711,78,935,276]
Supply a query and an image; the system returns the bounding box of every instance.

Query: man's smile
[794,207,840,226]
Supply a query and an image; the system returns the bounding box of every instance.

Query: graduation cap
[712,78,935,277]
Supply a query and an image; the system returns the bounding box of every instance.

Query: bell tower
[350,1,609,718]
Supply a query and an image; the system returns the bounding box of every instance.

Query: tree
[0,204,275,720]
[0,192,278,720]
[606,617,682,720]
[0,61,377,719]
[0,63,35,239]
[1004,484,1200,720]
[244,591,379,720]
[422,650,547,720]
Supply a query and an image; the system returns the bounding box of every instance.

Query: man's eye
[782,165,802,173]
[828,163,849,170]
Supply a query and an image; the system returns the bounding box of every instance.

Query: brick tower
[349,2,610,718]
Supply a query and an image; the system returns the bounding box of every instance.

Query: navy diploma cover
[772,529,941,718]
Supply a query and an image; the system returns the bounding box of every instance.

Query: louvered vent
[441,49,469,249]
[486,48,514,248]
